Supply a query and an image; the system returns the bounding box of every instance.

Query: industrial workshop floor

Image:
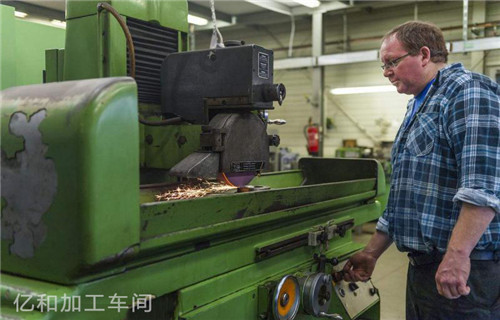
[353,222,407,320]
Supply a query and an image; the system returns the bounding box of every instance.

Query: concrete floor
[353,222,408,320]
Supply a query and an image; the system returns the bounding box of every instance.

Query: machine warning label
[258,52,269,79]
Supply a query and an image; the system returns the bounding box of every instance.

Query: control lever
[267,119,286,125]
[332,270,344,283]
[319,312,343,320]
[314,253,339,273]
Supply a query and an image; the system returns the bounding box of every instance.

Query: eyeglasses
[380,53,410,71]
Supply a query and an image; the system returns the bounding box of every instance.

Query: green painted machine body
[0,5,65,90]
[1,1,386,319]
[1,78,140,283]
[60,0,193,173]
[63,0,188,81]
[1,155,384,319]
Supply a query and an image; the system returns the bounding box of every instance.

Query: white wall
[194,1,500,156]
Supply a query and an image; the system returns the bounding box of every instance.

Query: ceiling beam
[244,0,292,16]
[237,10,309,26]
[292,1,350,15]
[188,1,233,22]
[238,0,351,25]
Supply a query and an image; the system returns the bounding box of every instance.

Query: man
[341,21,500,319]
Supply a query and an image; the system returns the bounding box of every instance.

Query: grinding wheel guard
[169,112,269,186]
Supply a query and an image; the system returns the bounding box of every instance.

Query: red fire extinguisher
[304,117,319,156]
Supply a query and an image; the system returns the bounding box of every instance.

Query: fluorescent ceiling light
[188,14,208,26]
[330,85,396,95]
[14,11,28,18]
[50,19,66,28]
[293,0,321,8]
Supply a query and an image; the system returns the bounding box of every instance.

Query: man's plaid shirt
[376,63,500,253]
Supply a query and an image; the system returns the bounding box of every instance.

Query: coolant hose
[97,2,135,78]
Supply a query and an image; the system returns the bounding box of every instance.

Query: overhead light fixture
[293,0,321,8]
[188,14,208,26]
[330,85,396,95]
[50,19,66,28]
[14,11,28,18]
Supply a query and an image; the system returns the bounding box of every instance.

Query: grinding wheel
[218,172,255,187]
[212,112,268,186]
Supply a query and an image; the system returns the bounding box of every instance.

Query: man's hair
[383,21,448,63]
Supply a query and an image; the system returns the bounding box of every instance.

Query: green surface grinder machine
[0,1,385,319]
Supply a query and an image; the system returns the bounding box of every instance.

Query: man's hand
[342,250,378,282]
[437,203,495,299]
[337,230,392,282]
[435,251,471,299]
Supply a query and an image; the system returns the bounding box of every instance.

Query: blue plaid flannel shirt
[376,63,500,253]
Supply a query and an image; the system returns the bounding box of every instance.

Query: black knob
[261,84,286,105]
[338,288,346,298]
[268,134,280,147]
[276,83,286,105]
[348,282,359,292]
[329,257,339,266]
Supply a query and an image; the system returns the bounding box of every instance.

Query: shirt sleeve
[376,214,390,234]
[445,79,500,214]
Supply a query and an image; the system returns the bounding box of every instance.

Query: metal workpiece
[237,185,271,193]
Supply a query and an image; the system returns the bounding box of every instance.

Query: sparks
[155,180,236,201]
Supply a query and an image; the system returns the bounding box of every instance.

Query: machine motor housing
[161,44,278,124]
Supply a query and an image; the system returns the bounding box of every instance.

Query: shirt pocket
[405,113,439,156]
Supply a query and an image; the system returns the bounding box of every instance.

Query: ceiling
[190,0,274,16]
[9,0,346,15]
[3,0,408,29]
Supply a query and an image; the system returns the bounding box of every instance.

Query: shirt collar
[405,63,463,110]
[434,63,464,86]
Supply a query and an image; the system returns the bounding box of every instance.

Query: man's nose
[383,67,392,78]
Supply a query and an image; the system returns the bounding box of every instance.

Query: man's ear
[420,46,432,66]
